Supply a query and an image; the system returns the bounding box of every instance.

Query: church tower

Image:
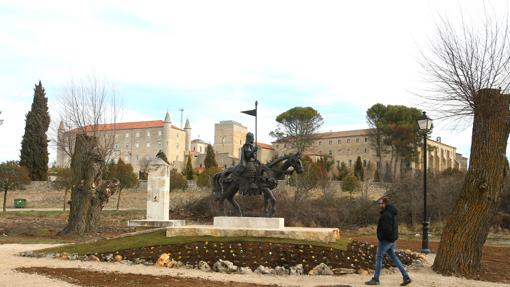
[163,112,172,159]
[184,118,191,153]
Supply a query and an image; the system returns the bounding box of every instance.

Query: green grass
[36,230,350,255]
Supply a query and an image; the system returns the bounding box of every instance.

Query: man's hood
[382,204,398,215]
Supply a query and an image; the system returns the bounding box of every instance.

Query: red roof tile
[257,142,274,150]
[69,120,184,133]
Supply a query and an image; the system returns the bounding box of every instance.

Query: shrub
[342,175,361,195]
[170,168,187,191]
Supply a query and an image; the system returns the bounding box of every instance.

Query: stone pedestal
[128,157,185,228]
[166,216,340,243]
[214,216,284,229]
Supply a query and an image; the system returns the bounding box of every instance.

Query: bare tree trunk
[63,188,68,212]
[116,187,123,210]
[433,89,510,275]
[2,188,7,212]
[60,134,119,235]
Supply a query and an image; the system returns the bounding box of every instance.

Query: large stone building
[272,128,467,176]
[56,112,191,174]
[212,120,275,167]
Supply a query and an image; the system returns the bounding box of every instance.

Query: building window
[158,131,162,136]
[114,144,119,150]
[318,141,321,146]
[146,143,151,148]
[276,144,279,149]
[328,150,332,156]
[365,137,368,142]
[125,144,130,149]
[347,139,351,143]
[147,131,151,137]
[125,133,129,138]
[136,132,140,138]
[336,160,340,167]
[364,147,367,153]
[176,133,179,138]
[158,142,162,149]
[136,155,139,161]
[363,159,367,167]
[329,140,332,145]
[283,144,287,148]
[356,138,359,143]
[348,160,352,167]
[338,139,341,144]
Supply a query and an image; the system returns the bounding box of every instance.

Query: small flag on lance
[241,101,258,145]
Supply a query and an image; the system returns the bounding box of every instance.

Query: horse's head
[289,152,304,174]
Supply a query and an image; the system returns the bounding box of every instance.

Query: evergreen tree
[20,81,50,180]
[184,152,194,180]
[204,144,218,168]
[336,162,350,180]
[354,156,364,181]
[106,159,138,210]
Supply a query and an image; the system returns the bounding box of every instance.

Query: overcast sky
[0,0,508,164]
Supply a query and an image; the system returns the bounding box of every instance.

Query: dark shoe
[365,278,380,285]
[400,277,412,286]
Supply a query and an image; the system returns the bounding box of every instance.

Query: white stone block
[213,216,284,229]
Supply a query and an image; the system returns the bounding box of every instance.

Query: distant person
[365,197,411,286]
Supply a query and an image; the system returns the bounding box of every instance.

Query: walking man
[365,197,411,286]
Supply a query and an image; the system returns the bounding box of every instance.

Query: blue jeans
[373,240,410,281]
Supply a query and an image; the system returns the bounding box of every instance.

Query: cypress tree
[184,152,194,180]
[354,156,364,181]
[204,144,218,168]
[20,81,50,181]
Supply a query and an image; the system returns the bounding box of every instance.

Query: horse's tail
[212,172,223,200]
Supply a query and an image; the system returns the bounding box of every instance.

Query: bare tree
[56,76,121,235]
[422,14,510,275]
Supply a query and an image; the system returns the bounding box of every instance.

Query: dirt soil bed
[16,267,280,287]
[95,240,417,273]
[353,236,510,284]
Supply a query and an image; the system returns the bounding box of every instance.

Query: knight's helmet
[246,132,254,144]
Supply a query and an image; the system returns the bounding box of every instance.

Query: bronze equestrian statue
[212,133,304,217]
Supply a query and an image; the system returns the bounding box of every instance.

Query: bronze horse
[212,152,303,217]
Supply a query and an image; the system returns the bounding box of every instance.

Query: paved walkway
[1,244,509,287]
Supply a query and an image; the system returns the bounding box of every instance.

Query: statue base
[166,217,340,243]
[128,219,186,228]
[213,216,284,229]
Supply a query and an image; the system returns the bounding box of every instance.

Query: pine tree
[204,144,218,169]
[20,81,50,181]
[354,156,364,181]
[184,152,194,180]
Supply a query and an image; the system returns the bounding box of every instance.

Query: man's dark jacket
[377,204,399,242]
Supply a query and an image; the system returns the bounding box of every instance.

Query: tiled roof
[68,120,184,133]
[272,128,373,143]
[257,142,274,150]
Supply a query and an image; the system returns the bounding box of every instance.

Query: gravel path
[1,244,509,287]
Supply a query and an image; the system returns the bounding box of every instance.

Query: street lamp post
[417,111,432,254]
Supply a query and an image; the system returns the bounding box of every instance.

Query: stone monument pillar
[127,157,185,228]
[146,158,170,221]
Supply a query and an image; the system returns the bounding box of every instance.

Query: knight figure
[235,132,260,195]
